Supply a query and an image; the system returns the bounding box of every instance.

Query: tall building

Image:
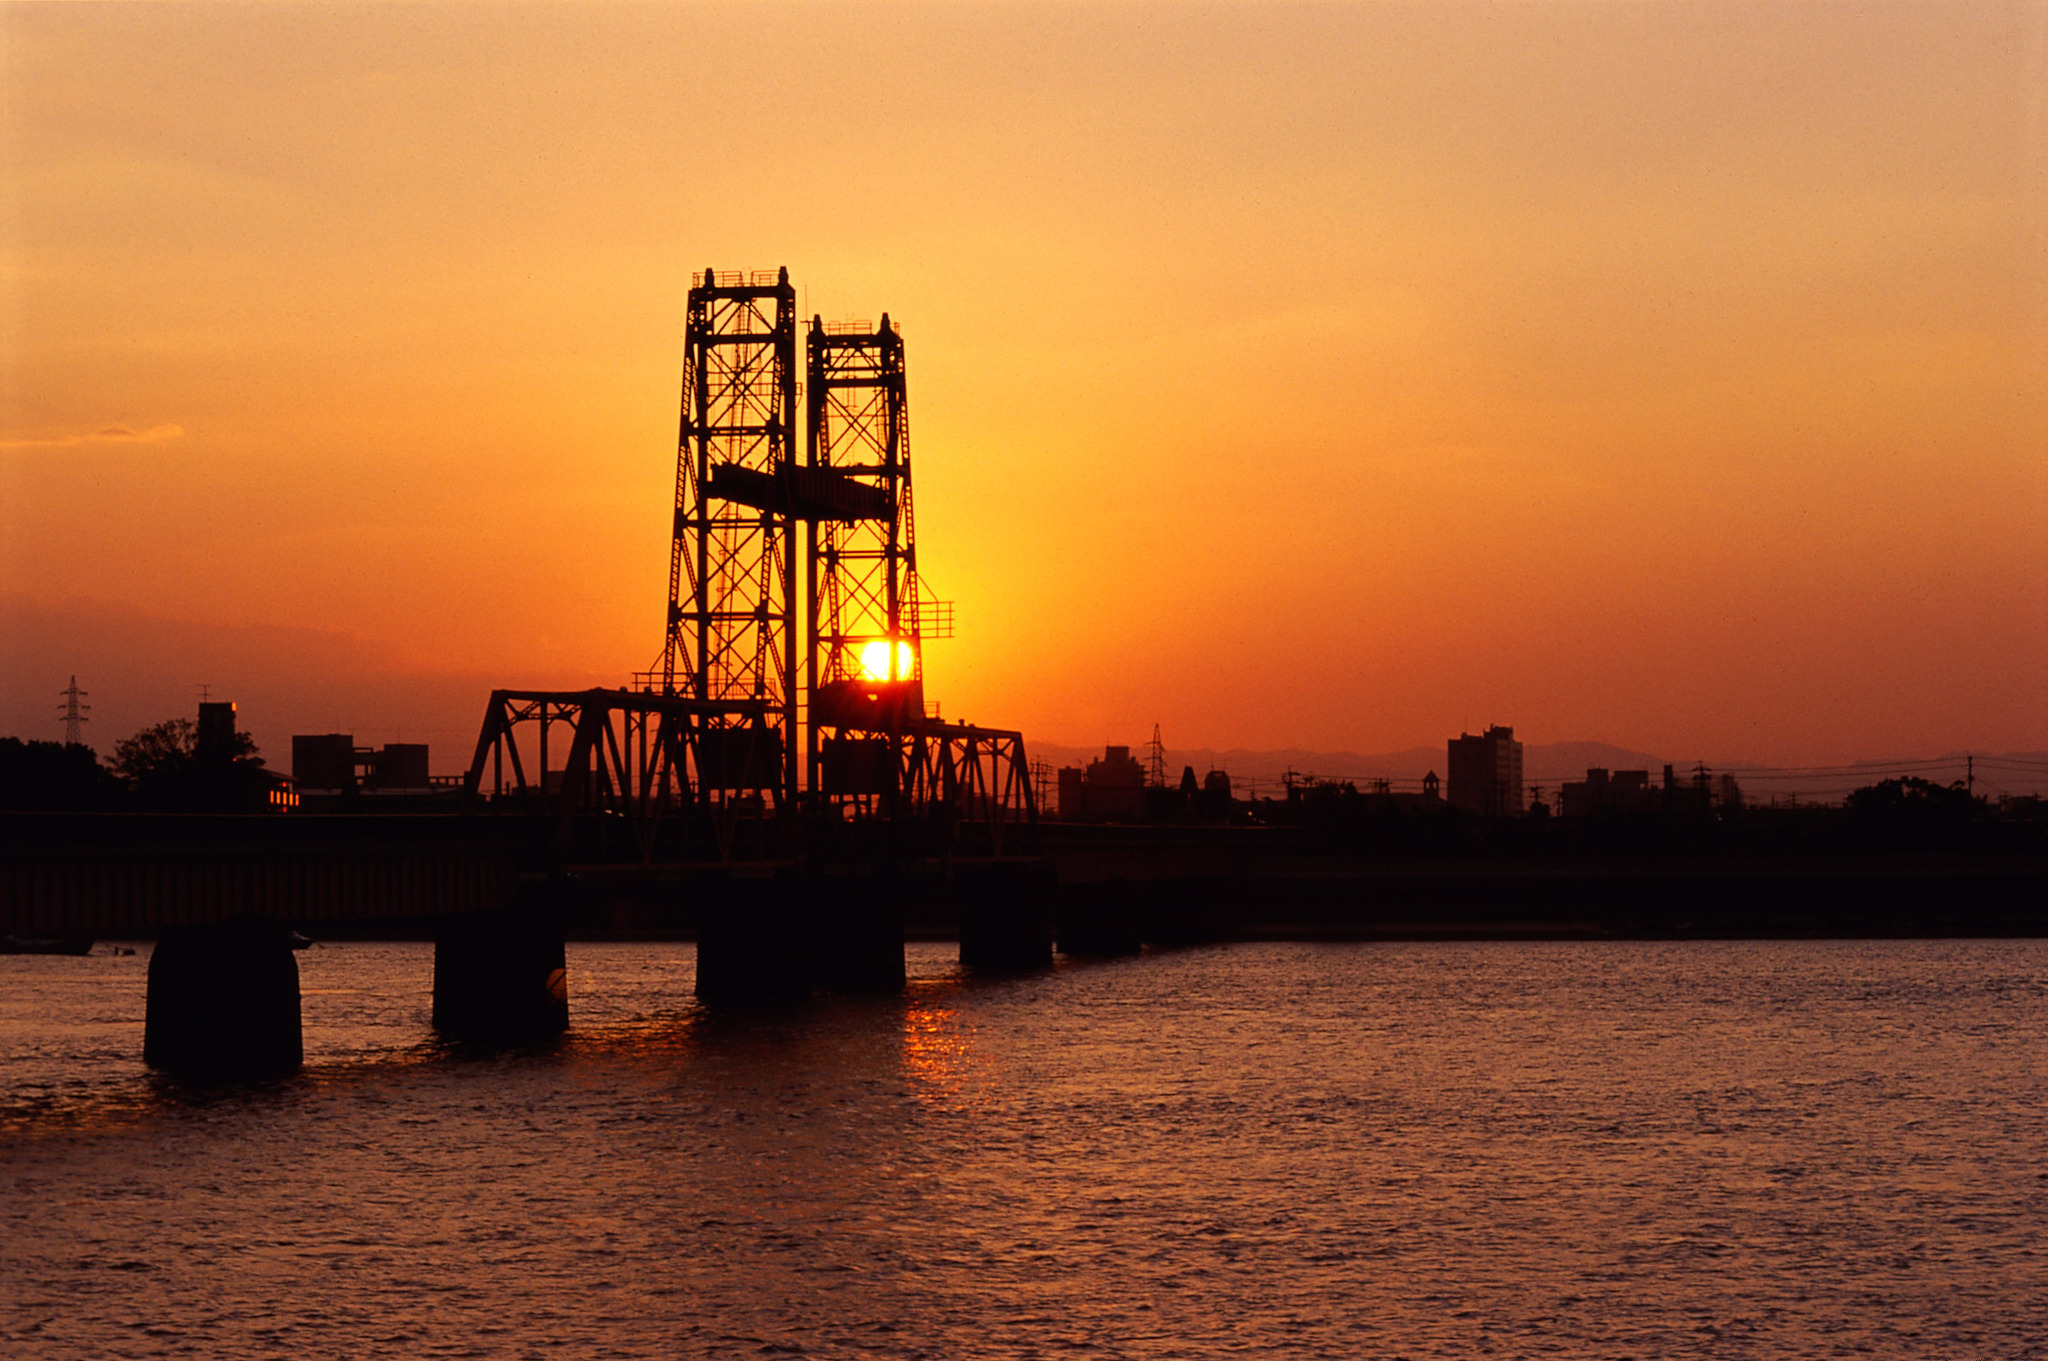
[1055,745,1148,822]
[1447,725,1524,817]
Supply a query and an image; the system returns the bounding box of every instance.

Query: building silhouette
[1559,764,1724,817]
[292,734,433,797]
[1560,767,1653,817]
[1056,745,1147,822]
[1447,726,1524,817]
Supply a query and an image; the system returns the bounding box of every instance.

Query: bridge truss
[607,268,1039,859]
[807,314,920,810]
[462,689,780,864]
[463,690,1036,864]
[901,721,1037,857]
[661,267,799,807]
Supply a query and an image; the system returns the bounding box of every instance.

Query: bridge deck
[1,813,550,934]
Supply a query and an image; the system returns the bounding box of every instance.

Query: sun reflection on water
[900,986,976,1108]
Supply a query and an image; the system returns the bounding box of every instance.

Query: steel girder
[662,267,798,807]
[805,315,923,806]
[461,689,775,864]
[899,721,1039,857]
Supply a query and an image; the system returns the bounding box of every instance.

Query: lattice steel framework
[805,314,924,803]
[463,688,780,864]
[900,721,1038,856]
[661,267,798,805]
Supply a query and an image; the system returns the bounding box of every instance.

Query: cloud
[0,423,185,450]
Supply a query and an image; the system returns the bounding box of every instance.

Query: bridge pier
[958,862,1055,971]
[1055,882,1143,957]
[144,918,303,1078]
[696,877,815,1005]
[809,875,908,994]
[694,872,908,1003]
[433,897,569,1040]
[1137,877,1230,946]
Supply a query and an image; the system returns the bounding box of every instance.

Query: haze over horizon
[5,3,2044,769]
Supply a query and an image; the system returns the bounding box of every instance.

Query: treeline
[0,720,267,812]
[1233,775,2048,857]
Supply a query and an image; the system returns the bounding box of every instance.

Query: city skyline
[4,3,2043,767]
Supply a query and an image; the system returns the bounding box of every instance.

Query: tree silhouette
[111,718,264,809]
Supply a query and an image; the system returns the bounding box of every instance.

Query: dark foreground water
[3,939,2046,1359]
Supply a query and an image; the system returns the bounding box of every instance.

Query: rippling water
[4,938,2046,1358]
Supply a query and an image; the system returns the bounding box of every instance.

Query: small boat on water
[0,934,95,956]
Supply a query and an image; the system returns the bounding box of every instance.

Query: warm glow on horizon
[2,2,2043,768]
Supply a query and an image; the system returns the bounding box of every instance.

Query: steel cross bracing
[462,689,780,865]
[631,265,1037,853]
[899,722,1038,857]
[661,267,798,807]
[805,315,924,810]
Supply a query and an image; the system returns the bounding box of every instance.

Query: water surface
[4,939,2045,1358]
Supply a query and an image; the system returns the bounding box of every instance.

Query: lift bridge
[462,268,1037,876]
[1,267,1047,1077]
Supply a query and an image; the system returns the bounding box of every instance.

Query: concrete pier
[1055,882,1143,957]
[144,918,303,1078]
[694,872,910,1003]
[958,861,1055,971]
[1134,878,1230,946]
[808,876,909,994]
[433,899,569,1039]
[695,877,815,1005]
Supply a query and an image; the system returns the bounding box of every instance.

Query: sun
[857,639,917,681]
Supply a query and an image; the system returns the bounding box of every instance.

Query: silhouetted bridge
[0,802,1052,1078]
[10,806,2048,1079]
[0,813,541,935]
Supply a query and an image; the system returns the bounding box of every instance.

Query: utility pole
[58,676,89,747]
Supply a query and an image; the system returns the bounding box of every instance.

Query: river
[4,938,2046,1357]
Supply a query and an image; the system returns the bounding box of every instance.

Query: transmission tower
[806,313,923,804]
[57,676,89,747]
[661,266,799,804]
[1146,724,1166,789]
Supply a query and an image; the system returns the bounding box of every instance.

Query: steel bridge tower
[805,314,924,806]
[661,267,799,805]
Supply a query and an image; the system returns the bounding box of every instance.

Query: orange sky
[3,2,2044,768]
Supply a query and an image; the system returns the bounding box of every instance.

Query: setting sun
[857,640,917,683]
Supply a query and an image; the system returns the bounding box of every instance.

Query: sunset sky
[3,2,2043,769]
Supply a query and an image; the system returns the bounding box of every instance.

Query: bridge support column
[958,862,1055,971]
[1056,882,1143,957]
[144,918,302,1078]
[1138,877,1229,946]
[433,899,568,1040]
[696,876,815,1005]
[809,875,907,994]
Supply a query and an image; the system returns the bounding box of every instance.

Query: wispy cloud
[0,423,185,450]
